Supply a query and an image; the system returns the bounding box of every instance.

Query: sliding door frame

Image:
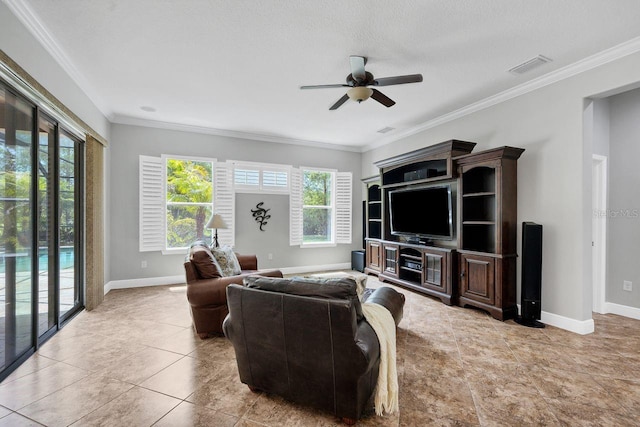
[0,79,85,381]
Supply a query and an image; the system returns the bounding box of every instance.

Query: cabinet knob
[460,270,465,278]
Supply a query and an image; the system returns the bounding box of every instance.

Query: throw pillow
[189,245,222,279]
[211,246,241,276]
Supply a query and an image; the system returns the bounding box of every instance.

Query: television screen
[389,184,453,240]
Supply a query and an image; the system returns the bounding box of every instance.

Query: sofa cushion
[211,246,241,276]
[243,275,364,320]
[189,245,222,279]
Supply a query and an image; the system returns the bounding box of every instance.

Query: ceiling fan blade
[300,84,349,89]
[371,89,396,108]
[373,74,423,86]
[349,56,367,82]
[329,94,350,110]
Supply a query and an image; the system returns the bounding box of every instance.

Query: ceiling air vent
[508,55,552,75]
[377,126,395,134]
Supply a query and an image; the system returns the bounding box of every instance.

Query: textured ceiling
[11,0,640,150]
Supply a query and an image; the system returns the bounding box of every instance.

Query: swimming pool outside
[0,246,75,273]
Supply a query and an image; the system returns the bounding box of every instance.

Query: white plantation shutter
[335,172,353,244]
[289,168,303,245]
[262,169,289,191]
[234,168,260,188]
[214,162,235,247]
[139,156,164,251]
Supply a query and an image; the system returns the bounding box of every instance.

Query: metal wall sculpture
[251,202,271,231]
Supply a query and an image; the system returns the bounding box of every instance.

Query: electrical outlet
[268,253,273,260]
[623,280,632,292]
[141,260,147,268]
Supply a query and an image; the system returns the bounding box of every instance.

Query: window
[232,161,289,193]
[303,169,333,244]
[234,168,260,187]
[139,156,235,252]
[165,157,214,250]
[289,168,352,246]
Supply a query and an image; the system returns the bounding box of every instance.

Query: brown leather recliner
[223,276,405,424]
[184,254,283,338]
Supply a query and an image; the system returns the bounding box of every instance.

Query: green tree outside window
[165,158,213,249]
[302,170,333,244]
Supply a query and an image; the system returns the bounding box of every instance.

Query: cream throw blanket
[362,302,399,415]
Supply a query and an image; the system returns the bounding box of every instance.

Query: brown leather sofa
[223,276,405,424]
[184,252,283,338]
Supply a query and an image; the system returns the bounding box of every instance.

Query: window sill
[162,248,192,256]
[300,243,337,249]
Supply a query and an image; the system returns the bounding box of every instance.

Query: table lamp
[205,213,228,248]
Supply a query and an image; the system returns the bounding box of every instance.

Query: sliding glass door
[58,130,82,323]
[0,86,35,374]
[0,80,84,380]
[37,115,56,337]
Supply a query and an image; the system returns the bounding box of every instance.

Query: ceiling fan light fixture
[347,87,373,103]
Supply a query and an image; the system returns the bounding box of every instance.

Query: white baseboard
[527,303,640,334]
[540,310,595,335]
[104,275,184,295]
[515,305,594,335]
[103,263,352,295]
[602,302,640,320]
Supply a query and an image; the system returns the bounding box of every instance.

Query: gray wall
[108,123,363,282]
[236,193,297,269]
[362,50,640,323]
[607,88,640,308]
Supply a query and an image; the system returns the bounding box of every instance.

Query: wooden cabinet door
[382,244,399,278]
[422,250,447,293]
[459,253,495,305]
[366,240,382,272]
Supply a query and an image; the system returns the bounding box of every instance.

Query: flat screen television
[388,184,453,241]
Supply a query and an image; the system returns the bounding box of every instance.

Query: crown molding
[111,114,364,153]
[4,0,113,119]
[364,35,640,152]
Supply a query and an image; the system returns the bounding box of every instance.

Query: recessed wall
[108,123,363,283]
[607,87,640,309]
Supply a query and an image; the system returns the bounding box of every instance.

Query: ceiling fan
[300,55,423,110]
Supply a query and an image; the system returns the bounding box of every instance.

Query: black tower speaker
[515,222,545,328]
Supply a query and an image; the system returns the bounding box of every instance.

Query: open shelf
[364,180,383,240]
[368,185,382,202]
[460,165,498,254]
[462,195,495,223]
[399,248,423,283]
[368,201,382,219]
[382,159,448,186]
[461,223,496,253]
[462,167,495,194]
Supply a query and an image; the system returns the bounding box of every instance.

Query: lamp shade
[347,86,373,103]
[206,214,228,229]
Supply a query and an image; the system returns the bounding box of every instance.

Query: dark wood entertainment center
[364,140,524,320]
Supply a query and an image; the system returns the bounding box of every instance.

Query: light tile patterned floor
[0,273,639,426]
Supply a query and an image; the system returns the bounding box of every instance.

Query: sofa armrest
[236,254,258,270]
[187,270,283,308]
[186,276,245,308]
[363,287,405,326]
[184,261,200,284]
[354,320,381,372]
